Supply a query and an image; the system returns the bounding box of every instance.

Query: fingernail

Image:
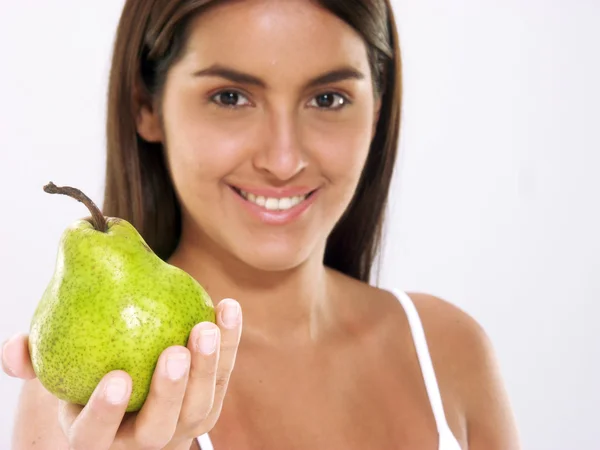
[221,300,240,329]
[1,338,16,376]
[104,377,127,404]
[166,352,189,380]
[196,326,218,355]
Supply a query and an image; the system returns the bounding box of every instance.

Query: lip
[228,185,320,226]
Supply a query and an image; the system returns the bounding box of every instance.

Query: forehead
[176,0,371,82]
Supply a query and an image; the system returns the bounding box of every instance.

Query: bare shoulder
[325,274,521,449]
[405,292,491,364]
[405,291,522,450]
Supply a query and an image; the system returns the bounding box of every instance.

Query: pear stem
[43,182,108,233]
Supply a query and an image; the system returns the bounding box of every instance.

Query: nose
[252,111,308,181]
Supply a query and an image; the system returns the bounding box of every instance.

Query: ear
[136,101,164,143]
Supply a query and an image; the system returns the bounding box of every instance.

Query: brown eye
[309,93,349,110]
[212,90,251,108]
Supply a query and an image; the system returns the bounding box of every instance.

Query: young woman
[2,1,520,449]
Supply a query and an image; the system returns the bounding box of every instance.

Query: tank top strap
[197,433,214,450]
[392,289,453,436]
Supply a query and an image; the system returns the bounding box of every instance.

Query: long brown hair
[103,0,402,283]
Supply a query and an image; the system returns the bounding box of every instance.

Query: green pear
[29,182,215,412]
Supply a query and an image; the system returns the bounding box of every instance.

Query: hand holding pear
[3,182,243,448]
[29,182,215,412]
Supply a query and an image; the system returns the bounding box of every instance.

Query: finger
[177,321,220,433]
[204,298,242,424]
[1,334,36,379]
[60,370,132,450]
[132,346,191,448]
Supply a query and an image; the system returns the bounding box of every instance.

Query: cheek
[163,109,258,189]
[309,112,374,187]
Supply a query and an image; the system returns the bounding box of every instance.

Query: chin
[231,241,317,273]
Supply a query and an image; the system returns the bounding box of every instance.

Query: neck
[168,227,335,346]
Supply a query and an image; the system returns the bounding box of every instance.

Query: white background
[1,1,598,449]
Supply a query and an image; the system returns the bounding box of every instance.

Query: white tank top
[197,290,462,450]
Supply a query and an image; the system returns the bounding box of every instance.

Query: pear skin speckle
[29,217,215,412]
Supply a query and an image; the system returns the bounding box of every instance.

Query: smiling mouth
[230,186,317,212]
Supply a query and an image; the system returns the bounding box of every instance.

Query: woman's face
[138,0,380,271]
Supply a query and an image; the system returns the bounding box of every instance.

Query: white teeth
[278,197,292,210]
[265,198,279,210]
[239,190,308,211]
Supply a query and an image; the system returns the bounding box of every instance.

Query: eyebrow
[192,64,365,89]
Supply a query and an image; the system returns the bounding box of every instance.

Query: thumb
[1,333,37,380]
